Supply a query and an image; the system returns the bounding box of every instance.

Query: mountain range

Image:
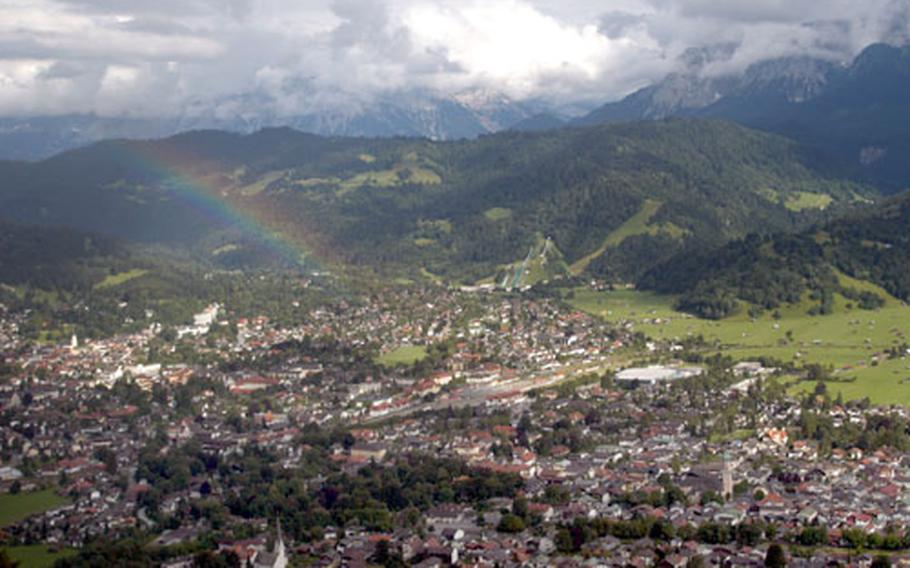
[576,43,910,192]
[2,42,910,319]
[0,89,549,162]
[4,41,909,193]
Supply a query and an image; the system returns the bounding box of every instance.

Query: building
[254,521,288,568]
[615,365,703,384]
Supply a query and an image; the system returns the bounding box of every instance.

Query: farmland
[569,287,910,405]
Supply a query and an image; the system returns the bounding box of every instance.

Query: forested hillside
[0,120,868,284]
[641,194,910,318]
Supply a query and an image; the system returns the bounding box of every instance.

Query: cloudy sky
[0,0,907,117]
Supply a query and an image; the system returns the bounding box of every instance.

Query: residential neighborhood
[1,285,910,566]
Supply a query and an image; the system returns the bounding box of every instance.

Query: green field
[336,156,442,196]
[237,170,288,196]
[569,287,910,405]
[5,545,76,568]
[757,188,833,212]
[484,207,513,221]
[570,199,663,275]
[377,345,429,366]
[784,191,833,212]
[0,490,71,527]
[94,269,149,290]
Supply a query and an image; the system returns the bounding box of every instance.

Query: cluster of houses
[2,289,910,565]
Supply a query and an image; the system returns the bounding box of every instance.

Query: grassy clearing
[570,199,663,275]
[419,268,445,286]
[484,207,513,221]
[94,269,149,290]
[495,235,568,288]
[0,490,71,527]
[5,545,76,568]
[336,154,442,196]
[784,191,833,211]
[757,188,834,212]
[293,177,340,188]
[836,269,902,308]
[237,170,288,196]
[211,244,240,256]
[336,166,442,195]
[757,187,780,203]
[377,345,428,367]
[647,222,689,240]
[568,288,910,405]
[419,219,453,234]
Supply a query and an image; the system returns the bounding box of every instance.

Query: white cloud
[405,1,617,93]
[0,0,905,117]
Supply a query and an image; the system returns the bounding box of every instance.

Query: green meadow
[484,207,513,221]
[4,545,76,568]
[570,200,661,275]
[569,287,910,405]
[0,489,71,527]
[377,345,429,367]
[94,268,149,290]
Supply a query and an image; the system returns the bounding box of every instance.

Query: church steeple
[722,451,734,501]
[275,517,285,558]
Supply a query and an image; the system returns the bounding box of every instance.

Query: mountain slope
[640,193,910,318]
[577,43,910,192]
[0,120,871,283]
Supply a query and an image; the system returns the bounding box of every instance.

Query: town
[1,283,910,567]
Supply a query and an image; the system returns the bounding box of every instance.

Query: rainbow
[114,140,311,267]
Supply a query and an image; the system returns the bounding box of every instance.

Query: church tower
[722,452,734,501]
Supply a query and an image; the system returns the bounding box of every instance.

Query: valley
[569,287,910,405]
[6,5,910,567]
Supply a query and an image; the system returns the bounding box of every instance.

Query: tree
[764,544,786,568]
[497,514,526,533]
[512,496,529,519]
[555,527,574,553]
[0,550,20,568]
[871,556,891,568]
[797,525,828,547]
[373,539,390,564]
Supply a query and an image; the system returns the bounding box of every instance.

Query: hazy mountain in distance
[574,55,838,126]
[509,113,565,132]
[0,88,544,161]
[577,43,910,191]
